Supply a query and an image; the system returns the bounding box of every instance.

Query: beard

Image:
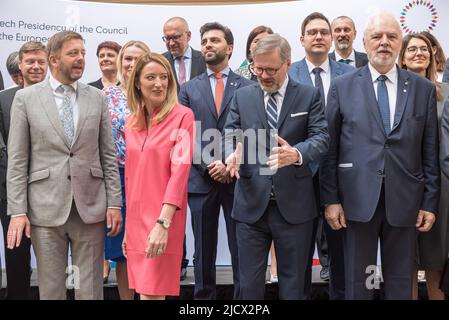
[336,40,350,50]
[59,61,84,82]
[204,50,227,66]
[257,78,281,93]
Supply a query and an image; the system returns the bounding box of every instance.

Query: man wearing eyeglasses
[224,34,329,299]
[162,17,206,92]
[329,16,368,68]
[288,12,354,300]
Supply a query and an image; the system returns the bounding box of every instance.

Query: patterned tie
[377,75,391,135]
[339,59,352,64]
[214,73,224,114]
[178,56,186,85]
[312,67,325,108]
[60,84,75,144]
[266,92,278,129]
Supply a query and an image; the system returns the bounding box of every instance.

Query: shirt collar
[368,63,398,85]
[178,46,192,60]
[207,66,230,77]
[264,75,289,99]
[49,73,77,93]
[305,57,330,74]
[335,50,355,63]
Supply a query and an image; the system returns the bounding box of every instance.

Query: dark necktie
[377,75,391,134]
[339,59,352,64]
[312,67,325,107]
[266,92,278,130]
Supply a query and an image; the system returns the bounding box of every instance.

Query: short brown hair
[19,41,47,62]
[301,12,331,36]
[96,41,122,57]
[127,52,178,131]
[47,31,83,58]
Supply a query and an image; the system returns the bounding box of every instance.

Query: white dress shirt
[368,63,398,130]
[335,49,356,68]
[305,58,331,104]
[49,73,79,132]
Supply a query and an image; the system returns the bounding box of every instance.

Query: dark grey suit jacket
[0,86,21,202]
[224,79,329,224]
[0,70,4,91]
[321,65,440,227]
[329,50,369,68]
[163,47,206,92]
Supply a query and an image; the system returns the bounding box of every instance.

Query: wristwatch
[156,218,171,229]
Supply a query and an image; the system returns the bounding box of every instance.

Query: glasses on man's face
[250,63,283,76]
[162,33,184,43]
[406,46,430,55]
[305,29,331,37]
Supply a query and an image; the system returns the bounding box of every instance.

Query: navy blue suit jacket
[179,70,253,194]
[224,79,329,224]
[320,65,440,227]
[288,58,354,90]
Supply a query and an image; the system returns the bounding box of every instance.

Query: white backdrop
[1,0,448,267]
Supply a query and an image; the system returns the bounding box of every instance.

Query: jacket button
[69,153,74,157]
[377,170,383,175]
[384,143,390,149]
[68,175,71,180]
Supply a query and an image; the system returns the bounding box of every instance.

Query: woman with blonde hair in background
[123,52,194,299]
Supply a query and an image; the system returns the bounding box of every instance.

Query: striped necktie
[266,92,278,129]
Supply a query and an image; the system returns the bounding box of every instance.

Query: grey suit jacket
[443,58,449,83]
[7,79,122,226]
[0,70,4,91]
[163,47,206,92]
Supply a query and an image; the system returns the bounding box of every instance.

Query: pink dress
[125,104,194,296]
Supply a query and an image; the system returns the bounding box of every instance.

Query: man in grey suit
[6,31,122,300]
[321,14,439,300]
[329,16,368,68]
[225,34,329,299]
[162,16,207,279]
[162,17,206,92]
[0,41,48,300]
[288,12,353,299]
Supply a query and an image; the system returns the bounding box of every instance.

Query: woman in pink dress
[123,52,194,299]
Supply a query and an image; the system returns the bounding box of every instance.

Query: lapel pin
[403,89,407,93]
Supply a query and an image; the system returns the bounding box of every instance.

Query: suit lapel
[358,66,386,137]
[277,79,298,129]
[298,59,314,86]
[73,82,88,144]
[392,67,410,132]
[198,73,217,119]
[190,49,202,78]
[38,80,71,148]
[330,59,344,80]
[218,71,240,119]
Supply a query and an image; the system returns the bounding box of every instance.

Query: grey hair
[251,34,291,62]
[6,51,20,76]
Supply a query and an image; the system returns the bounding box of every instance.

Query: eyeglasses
[305,29,331,37]
[406,46,430,55]
[250,63,283,76]
[162,33,185,43]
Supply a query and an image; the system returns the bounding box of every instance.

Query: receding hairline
[163,17,189,31]
[364,13,401,38]
[331,16,356,30]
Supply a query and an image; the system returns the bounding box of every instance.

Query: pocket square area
[338,163,353,168]
[291,112,308,117]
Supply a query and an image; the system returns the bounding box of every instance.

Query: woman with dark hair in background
[235,25,273,81]
[89,41,122,90]
[399,32,449,300]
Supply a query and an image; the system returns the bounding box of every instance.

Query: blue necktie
[312,67,325,108]
[377,75,391,135]
[266,92,278,129]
